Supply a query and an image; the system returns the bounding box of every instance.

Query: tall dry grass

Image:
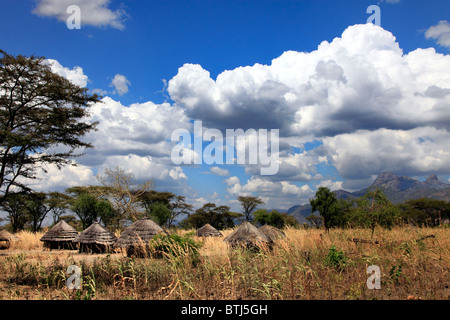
[8,230,44,251]
[0,225,448,300]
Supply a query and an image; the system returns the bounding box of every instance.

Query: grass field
[0,226,449,300]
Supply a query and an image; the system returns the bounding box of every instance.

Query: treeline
[0,166,299,233]
[307,187,450,233]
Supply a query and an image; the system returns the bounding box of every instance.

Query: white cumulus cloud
[45,59,88,87]
[425,20,450,49]
[110,74,130,95]
[33,0,126,30]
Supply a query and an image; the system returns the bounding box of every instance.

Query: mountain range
[286,172,450,223]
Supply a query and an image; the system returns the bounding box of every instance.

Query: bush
[323,245,350,271]
[149,234,203,260]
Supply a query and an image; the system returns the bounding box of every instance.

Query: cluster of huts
[1,218,286,256]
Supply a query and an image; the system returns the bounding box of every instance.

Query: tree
[254,209,294,228]
[399,198,450,227]
[22,192,54,232]
[96,166,153,227]
[305,214,323,228]
[46,191,72,224]
[348,188,399,237]
[0,192,28,232]
[0,50,99,202]
[168,195,193,228]
[72,193,98,229]
[183,203,242,230]
[71,193,115,229]
[147,202,171,226]
[238,196,264,221]
[138,190,175,210]
[309,187,339,232]
[138,191,192,227]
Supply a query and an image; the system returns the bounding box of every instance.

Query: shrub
[149,234,203,260]
[323,245,350,271]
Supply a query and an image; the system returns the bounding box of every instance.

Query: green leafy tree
[183,203,242,230]
[348,188,399,237]
[254,209,290,228]
[0,193,28,232]
[72,193,115,229]
[147,202,172,226]
[23,192,54,232]
[309,187,339,232]
[399,198,450,227]
[138,191,193,227]
[0,50,99,202]
[238,196,264,221]
[46,192,72,225]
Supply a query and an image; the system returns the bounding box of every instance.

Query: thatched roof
[223,221,271,246]
[258,224,286,242]
[40,220,78,242]
[0,230,19,242]
[73,222,117,245]
[115,217,165,248]
[196,224,223,237]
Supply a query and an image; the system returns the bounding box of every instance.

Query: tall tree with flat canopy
[0,50,99,202]
[238,196,264,221]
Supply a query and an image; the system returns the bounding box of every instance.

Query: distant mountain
[285,172,450,223]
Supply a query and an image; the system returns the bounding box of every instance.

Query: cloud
[110,74,130,95]
[166,23,450,190]
[316,180,344,191]
[425,20,450,49]
[20,160,97,192]
[45,59,88,87]
[319,126,450,180]
[33,0,126,30]
[168,24,450,139]
[225,176,314,209]
[209,166,230,176]
[80,96,191,166]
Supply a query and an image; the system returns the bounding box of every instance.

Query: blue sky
[2,0,450,212]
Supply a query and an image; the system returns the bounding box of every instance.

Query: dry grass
[0,226,448,300]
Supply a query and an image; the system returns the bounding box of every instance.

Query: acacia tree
[183,203,242,229]
[0,50,99,202]
[238,196,264,221]
[23,192,55,232]
[96,166,153,227]
[0,192,28,232]
[46,191,72,224]
[348,188,399,237]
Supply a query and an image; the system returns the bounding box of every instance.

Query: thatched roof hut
[115,217,166,257]
[223,221,272,249]
[258,224,286,242]
[0,230,19,250]
[73,222,117,254]
[196,224,223,237]
[40,220,78,250]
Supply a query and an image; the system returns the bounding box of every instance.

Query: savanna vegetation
[0,50,449,300]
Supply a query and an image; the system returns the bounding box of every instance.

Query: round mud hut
[0,230,19,250]
[73,222,117,254]
[40,220,78,250]
[115,217,166,257]
[223,221,272,250]
[258,224,286,242]
[196,224,223,237]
